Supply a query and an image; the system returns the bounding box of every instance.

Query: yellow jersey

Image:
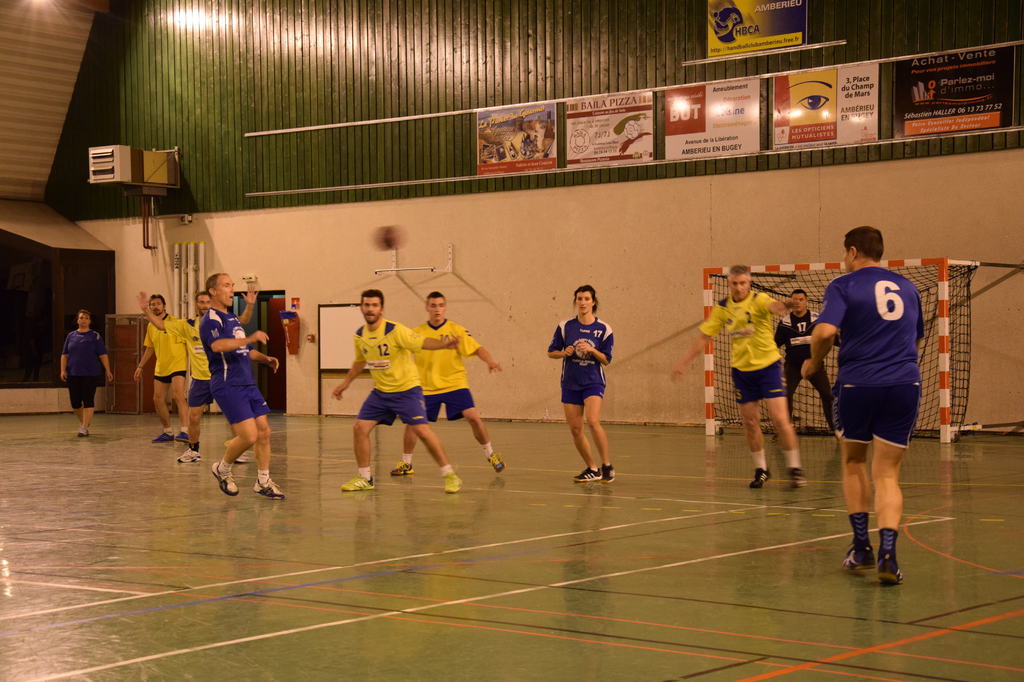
[699,291,781,372]
[162,317,210,381]
[144,315,188,376]
[353,319,425,393]
[412,319,482,395]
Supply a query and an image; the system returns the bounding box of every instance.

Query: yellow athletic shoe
[443,472,462,494]
[487,452,506,472]
[340,476,375,492]
[390,461,414,476]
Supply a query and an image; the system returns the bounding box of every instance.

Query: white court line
[492,486,953,518]
[1,505,753,623]
[31,516,953,682]
[3,580,149,595]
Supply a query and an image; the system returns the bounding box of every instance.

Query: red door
[266,297,288,410]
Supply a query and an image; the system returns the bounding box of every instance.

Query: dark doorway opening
[233,290,287,411]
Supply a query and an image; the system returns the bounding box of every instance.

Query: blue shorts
[835,383,921,447]
[213,384,270,425]
[561,385,605,405]
[188,379,214,408]
[424,388,475,422]
[732,363,786,403]
[358,387,429,426]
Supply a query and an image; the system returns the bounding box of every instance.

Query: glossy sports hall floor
[2,414,1022,681]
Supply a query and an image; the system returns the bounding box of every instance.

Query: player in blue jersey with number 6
[547,285,615,483]
[803,226,924,585]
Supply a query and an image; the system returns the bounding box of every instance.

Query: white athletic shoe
[235,451,254,463]
[177,448,201,463]
[253,478,285,500]
[211,462,238,496]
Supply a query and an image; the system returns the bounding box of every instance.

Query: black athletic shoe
[788,467,806,488]
[573,468,601,482]
[842,545,876,571]
[749,468,770,489]
[877,552,904,585]
[600,464,615,483]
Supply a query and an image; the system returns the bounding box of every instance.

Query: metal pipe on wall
[188,241,198,316]
[172,242,182,318]
[197,241,206,310]
[184,241,191,317]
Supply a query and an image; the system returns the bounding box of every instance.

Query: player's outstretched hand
[488,361,503,373]
[136,291,149,311]
[249,330,269,345]
[133,367,142,382]
[331,385,345,400]
[244,283,259,306]
[670,359,687,383]
[267,356,280,374]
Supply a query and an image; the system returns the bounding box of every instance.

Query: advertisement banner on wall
[707,0,806,58]
[566,92,654,166]
[477,103,557,175]
[837,63,880,145]
[773,64,879,149]
[893,46,1015,138]
[664,78,760,160]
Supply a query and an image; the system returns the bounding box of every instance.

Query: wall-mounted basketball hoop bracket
[374,242,454,276]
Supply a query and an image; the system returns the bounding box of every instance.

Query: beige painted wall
[0,387,106,414]
[71,149,1023,428]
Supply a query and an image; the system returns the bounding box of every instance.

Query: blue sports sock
[879,527,899,556]
[849,512,870,548]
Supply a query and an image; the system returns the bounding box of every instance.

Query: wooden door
[105,315,153,413]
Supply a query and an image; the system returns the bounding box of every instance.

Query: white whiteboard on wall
[318,304,364,370]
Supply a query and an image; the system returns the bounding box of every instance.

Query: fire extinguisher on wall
[280,301,300,355]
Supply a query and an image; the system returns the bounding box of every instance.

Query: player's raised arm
[137,291,167,331]
[238,283,258,324]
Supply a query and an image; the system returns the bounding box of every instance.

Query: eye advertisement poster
[664,78,761,160]
[893,46,1014,138]
[707,0,807,58]
[565,92,654,166]
[773,64,879,149]
[476,104,557,175]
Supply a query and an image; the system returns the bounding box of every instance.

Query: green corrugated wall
[46,0,1024,220]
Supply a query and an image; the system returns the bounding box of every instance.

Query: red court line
[902,522,1024,579]
[736,608,1024,681]
[151,569,1024,674]
[233,593,911,680]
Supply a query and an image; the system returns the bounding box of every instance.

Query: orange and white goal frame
[702,258,978,443]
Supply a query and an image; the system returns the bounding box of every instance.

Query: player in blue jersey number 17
[547,285,615,484]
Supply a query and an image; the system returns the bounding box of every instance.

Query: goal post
[702,259,978,443]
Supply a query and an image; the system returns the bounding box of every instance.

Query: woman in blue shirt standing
[547,285,615,483]
[60,309,113,436]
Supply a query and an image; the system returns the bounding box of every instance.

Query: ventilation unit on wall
[87,145,180,188]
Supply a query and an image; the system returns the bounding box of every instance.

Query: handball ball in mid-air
[374,225,404,250]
